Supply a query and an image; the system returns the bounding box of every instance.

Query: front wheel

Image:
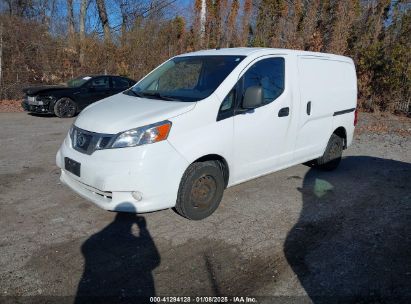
[175,161,225,220]
[54,97,77,118]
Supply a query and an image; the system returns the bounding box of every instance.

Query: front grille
[98,136,112,149]
[71,126,115,155]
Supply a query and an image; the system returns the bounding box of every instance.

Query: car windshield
[126,56,245,102]
[67,76,92,88]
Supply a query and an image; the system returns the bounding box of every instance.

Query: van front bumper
[56,135,189,213]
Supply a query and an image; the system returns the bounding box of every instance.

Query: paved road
[0,113,410,303]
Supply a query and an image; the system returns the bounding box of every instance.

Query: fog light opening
[132,191,143,201]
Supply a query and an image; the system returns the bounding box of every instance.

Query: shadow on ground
[75,203,160,303]
[284,156,411,303]
[28,113,55,118]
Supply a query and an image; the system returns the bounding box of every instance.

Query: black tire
[314,133,344,171]
[175,161,225,220]
[54,97,77,118]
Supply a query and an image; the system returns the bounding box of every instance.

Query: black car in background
[21,75,136,118]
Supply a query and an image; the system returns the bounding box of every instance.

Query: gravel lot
[0,112,410,303]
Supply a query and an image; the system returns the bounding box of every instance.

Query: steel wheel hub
[191,175,217,209]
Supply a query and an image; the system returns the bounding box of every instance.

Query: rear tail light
[354,109,358,126]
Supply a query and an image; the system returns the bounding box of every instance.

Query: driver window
[242,58,285,105]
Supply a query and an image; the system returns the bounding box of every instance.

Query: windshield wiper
[124,89,143,97]
[139,91,180,101]
[124,89,180,101]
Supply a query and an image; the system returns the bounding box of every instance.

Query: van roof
[178,47,352,62]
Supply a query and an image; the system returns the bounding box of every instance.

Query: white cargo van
[56,48,357,220]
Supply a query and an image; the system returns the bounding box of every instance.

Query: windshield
[67,76,92,88]
[126,56,245,102]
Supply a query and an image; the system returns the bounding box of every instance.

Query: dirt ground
[0,112,410,303]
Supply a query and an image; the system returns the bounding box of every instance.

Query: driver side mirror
[242,86,264,109]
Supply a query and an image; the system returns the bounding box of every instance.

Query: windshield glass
[67,76,92,88]
[127,56,245,102]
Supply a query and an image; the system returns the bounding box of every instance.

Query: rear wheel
[175,161,225,220]
[54,97,77,118]
[314,133,344,171]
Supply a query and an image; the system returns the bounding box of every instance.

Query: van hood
[75,93,196,134]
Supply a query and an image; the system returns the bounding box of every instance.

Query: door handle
[278,107,289,117]
[307,101,312,115]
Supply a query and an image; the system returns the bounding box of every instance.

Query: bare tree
[67,0,75,43]
[200,0,206,37]
[3,0,28,16]
[225,0,240,47]
[117,0,129,45]
[240,0,252,46]
[79,0,88,65]
[96,0,111,43]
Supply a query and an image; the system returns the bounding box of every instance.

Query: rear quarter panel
[295,56,357,161]
[332,61,357,147]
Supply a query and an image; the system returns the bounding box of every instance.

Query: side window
[217,57,284,121]
[221,89,235,111]
[113,77,131,89]
[89,77,110,89]
[217,86,237,121]
[242,57,285,105]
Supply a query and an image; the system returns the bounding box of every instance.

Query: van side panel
[332,62,357,148]
[294,57,356,163]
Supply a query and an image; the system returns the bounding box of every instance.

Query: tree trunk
[67,0,75,44]
[200,0,206,39]
[96,0,111,43]
[225,0,239,47]
[119,0,128,46]
[79,0,87,66]
[240,0,252,46]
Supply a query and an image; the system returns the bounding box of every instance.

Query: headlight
[110,120,172,148]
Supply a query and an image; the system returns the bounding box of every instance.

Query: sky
[68,0,194,35]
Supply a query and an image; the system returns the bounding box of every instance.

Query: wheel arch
[192,154,230,188]
[333,126,347,149]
